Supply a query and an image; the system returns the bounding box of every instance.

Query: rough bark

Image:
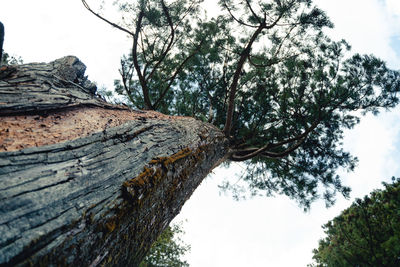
[0,56,229,266]
[0,56,111,114]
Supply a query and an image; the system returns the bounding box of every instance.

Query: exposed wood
[0,57,228,266]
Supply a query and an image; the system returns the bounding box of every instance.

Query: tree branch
[81,0,134,37]
[229,136,304,161]
[229,119,320,161]
[223,8,285,137]
[245,0,262,24]
[223,22,266,136]
[153,42,203,109]
[130,8,154,110]
[145,0,175,83]
[220,0,259,28]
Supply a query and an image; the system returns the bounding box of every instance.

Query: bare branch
[81,0,134,37]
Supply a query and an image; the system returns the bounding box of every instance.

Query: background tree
[0,21,23,66]
[83,0,400,209]
[140,222,190,267]
[0,51,23,65]
[310,177,400,267]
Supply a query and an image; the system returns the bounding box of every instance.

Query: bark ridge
[0,56,228,266]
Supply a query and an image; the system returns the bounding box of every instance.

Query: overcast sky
[1,0,400,266]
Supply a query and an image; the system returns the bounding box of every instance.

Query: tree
[0,52,23,65]
[83,0,400,209]
[0,57,227,266]
[82,0,204,112]
[310,177,400,267]
[140,222,190,267]
[0,21,23,66]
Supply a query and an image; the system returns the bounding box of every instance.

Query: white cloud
[387,0,400,16]
[315,0,399,67]
[342,108,400,197]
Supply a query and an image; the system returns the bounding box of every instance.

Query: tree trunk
[0,57,229,266]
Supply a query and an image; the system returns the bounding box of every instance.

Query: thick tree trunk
[0,57,229,266]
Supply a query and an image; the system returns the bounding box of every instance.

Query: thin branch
[220,0,259,28]
[81,0,134,37]
[265,12,284,29]
[175,1,199,29]
[81,0,153,109]
[145,0,175,83]
[245,0,262,24]
[153,42,203,109]
[272,24,296,57]
[230,136,304,161]
[229,119,320,161]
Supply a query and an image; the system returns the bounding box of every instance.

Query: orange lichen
[89,142,214,266]
[122,146,206,205]
[105,221,117,233]
[123,167,154,188]
[149,148,192,167]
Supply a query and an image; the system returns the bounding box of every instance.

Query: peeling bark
[0,57,228,266]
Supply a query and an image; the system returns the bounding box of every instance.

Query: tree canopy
[139,223,190,267]
[83,0,400,208]
[310,177,400,267]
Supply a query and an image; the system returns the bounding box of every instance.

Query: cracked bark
[0,57,229,266]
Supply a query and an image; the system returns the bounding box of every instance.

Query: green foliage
[311,177,400,266]
[139,223,190,267]
[0,21,23,65]
[0,51,23,65]
[112,0,205,112]
[98,0,400,208]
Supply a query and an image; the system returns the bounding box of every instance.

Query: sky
[1,0,400,266]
